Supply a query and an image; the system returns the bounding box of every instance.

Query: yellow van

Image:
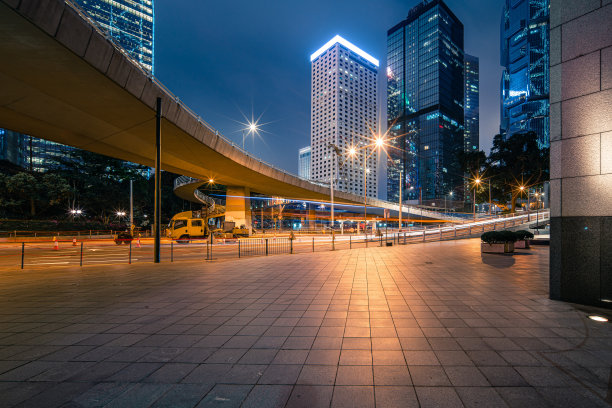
[167,211,208,242]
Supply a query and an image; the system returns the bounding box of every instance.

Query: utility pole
[398,170,402,231]
[488,180,492,215]
[129,179,133,233]
[154,97,162,263]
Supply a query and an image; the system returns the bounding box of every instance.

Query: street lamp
[473,178,481,221]
[242,120,260,151]
[445,191,453,213]
[328,143,357,249]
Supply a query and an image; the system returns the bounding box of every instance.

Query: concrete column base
[550,216,612,308]
[225,186,252,234]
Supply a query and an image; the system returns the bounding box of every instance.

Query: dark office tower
[74,0,154,73]
[464,54,479,152]
[500,0,549,148]
[387,0,465,203]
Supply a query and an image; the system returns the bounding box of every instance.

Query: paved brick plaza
[0,239,610,407]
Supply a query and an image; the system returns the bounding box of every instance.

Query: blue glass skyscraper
[464,54,479,152]
[387,0,465,203]
[74,0,154,73]
[500,0,549,148]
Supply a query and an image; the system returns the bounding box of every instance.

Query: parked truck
[166,210,249,242]
[166,210,209,243]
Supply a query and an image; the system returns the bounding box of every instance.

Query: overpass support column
[225,186,252,234]
[308,205,316,231]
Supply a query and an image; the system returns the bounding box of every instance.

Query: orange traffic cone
[53,237,59,250]
[72,237,77,246]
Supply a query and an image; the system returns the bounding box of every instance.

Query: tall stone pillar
[225,186,252,234]
[549,0,612,307]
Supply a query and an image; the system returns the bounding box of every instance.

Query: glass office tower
[74,0,154,73]
[500,0,549,148]
[464,54,479,152]
[298,146,311,180]
[0,0,155,171]
[387,0,465,203]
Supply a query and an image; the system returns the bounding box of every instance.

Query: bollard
[238,240,241,258]
[454,227,457,238]
[21,242,24,269]
[440,229,442,240]
[469,226,471,235]
[312,237,314,252]
[365,233,368,248]
[423,229,426,242]
[290,239,293,254]
[129,241,132,264]
[350,235,352,249]
[136,238,141,248]
[265,239,269,256]
[72,237,77,246]
[379,233,382,247]
[171,241,174,262]
[80,242,83,266]
[53,237,59,251]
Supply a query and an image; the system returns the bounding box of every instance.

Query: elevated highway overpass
[0,0,459,229]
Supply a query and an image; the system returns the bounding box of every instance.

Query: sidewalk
[0,239,609,407]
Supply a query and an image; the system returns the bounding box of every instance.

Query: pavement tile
[286,385,333,408]
[258,364,303,384]
[195,384,252,408]
[297,365,337,385]
[415,387,464,408]
[335,365,373,385]
[331,385,374,408]
[455,386,507,408]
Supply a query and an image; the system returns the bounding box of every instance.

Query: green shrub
[481,230,518,244]
[514,230,534,240]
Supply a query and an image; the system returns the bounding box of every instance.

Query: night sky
[155,0,504,175]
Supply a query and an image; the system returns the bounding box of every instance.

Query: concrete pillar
[549,0,612,308]
[225,186,252,234]
[308,206,316,231]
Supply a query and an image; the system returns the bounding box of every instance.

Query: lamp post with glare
[398,170,402,231]
[242,122,259,151]
[473,178,481,221]
[328,143,356,249]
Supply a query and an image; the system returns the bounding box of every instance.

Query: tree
[487,132,549,211]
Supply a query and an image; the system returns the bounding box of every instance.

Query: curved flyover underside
[0,0,460,222]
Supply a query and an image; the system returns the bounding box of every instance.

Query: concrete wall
[549,0,612,307]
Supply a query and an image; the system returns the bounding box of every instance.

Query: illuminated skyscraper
[464,54,479,152]
[298,146,311,180]
[310,36,379,198]
[500,0,549,148]
[387,0,465,202]
[74,0,154,73]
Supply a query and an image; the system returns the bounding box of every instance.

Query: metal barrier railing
[0,212,549,269]
[238,238,292,258]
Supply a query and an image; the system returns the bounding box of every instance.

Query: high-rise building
[310,35,379,198]
[298,146,311,180]
[74,0,154,73]
[464,54,479,152]
[0,129,26,168]
[500,0,549,148]
[387,0,465,203]
[0,0,155,171]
